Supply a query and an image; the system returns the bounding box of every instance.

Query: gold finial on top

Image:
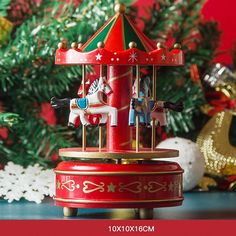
[71,42,78,49]
[58,39,67,49]
[78,43,83,48]
[156,42,164,49]
[129,41,137,49]
[114,2,126,14]
[173,43,181,49]
[97,41,105,48]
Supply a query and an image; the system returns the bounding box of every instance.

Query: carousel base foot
[63,207,78,217]
[138,208,154,219]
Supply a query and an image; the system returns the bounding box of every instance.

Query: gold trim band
[120,140,132,147]
[54,170,183,175]
[54,197,184,204]
[59,148,179,159]
[109,70,132,83]
[118,104,130,112]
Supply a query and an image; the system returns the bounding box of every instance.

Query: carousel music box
[51,3,184,219]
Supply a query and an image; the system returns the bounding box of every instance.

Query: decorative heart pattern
[61,180,76,192]
[148,181,167,193]
[119,181,142,193]
[83,181,105,193]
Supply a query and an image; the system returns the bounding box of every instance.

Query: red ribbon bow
[206,91,236,116]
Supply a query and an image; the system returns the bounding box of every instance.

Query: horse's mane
[88,79,99,95]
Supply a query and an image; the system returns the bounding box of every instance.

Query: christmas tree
[0,0,220,168]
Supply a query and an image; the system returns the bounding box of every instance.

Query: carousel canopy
[81,8,156,52]
[55,3,184,66]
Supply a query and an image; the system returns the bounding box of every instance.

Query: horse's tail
[51,97,70,109]
[164,101,183,112]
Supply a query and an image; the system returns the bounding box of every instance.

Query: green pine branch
[0,0,11,17]
[6,116,76,167]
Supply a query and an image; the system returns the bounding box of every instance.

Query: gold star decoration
[107,183,116,192]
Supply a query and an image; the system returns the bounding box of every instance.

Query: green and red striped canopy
[82,13,156,52]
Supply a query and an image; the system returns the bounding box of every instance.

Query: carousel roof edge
[55,47,184,66]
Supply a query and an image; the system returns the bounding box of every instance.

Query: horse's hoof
[99,123,106,126]
[81,123,90,127]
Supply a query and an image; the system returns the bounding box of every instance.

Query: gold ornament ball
[114,3,126,14]
[173,43,181,49]
[58,42,64,49]
[71,42,78,49]
[97,41,105,48]
[58,39,67,49]
[129,41,137,49]
[156,42,164,49]
[78,43,83,48]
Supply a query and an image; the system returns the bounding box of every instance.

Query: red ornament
[190,64,200,83]
[40,102,57,125]
[206,91,236,116]
[0,127,8,140]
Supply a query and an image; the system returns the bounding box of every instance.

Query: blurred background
[0,0,236,208]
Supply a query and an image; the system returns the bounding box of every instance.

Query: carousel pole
[135,64,140,152]
[107,65,132,151]
[82,64,86,151]
[106,5,133,152]
[151,65,157,150]
[97,42,106,151]
[99,63,103,151]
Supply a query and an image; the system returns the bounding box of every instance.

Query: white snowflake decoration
[128,51,138,62]
[0,162,55,203]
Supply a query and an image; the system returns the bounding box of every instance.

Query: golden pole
[99,64,103,151]
[136,65,140,152]
[82,64,86,151]
[151,65,157,150]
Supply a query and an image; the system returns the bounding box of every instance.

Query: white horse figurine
[51,77,117,127]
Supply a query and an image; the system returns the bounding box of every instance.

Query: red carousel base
[54,157,183,218]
